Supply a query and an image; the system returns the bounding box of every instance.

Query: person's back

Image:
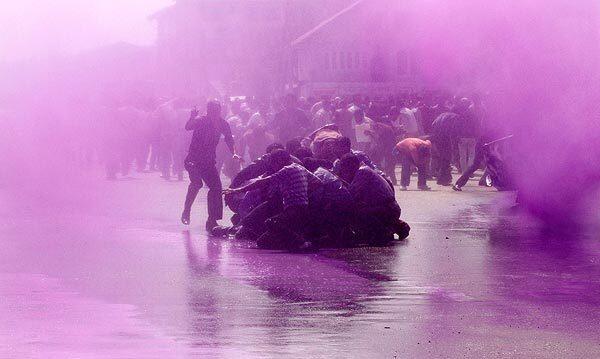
[274,107,307,143]
[272,162,321,209]
[187,115,230,164]
[182,101,239,230]
[399,107,419,136]
[313,107,333,129]
[313,167,352,208]
[333,107,355,142]
[431,112,460,140]
[395,138,431,163]
[243,127,275,161]
[349,165,395,208]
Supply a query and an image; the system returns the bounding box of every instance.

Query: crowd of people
[95,90,492,251]
[171,92,490,251]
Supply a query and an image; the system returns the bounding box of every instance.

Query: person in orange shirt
[394,138,432,191]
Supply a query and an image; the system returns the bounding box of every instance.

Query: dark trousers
[433,137,453,185]
[259,205,310,249]
[400,153,427,187]
[183,161,223,220]
[267,205,309,236]
[240,198,283,238]
[455,141,485,188]
[371,145,398,185]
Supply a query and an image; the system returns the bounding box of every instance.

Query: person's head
[268,149,292,172]
[265,142,284,154]
[283,93,297,109]
[388,106,399,117]
[334,137,352,158]
[453,97,471,115]
[206,100,221,119]
[293,147,313,161]
[285,138,302,154]
[338,153,361,183]
[302,157,332,172]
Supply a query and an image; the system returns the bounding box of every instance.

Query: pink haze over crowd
[0,0,599,225]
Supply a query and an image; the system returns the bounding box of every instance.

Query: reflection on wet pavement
[1,176,599,358]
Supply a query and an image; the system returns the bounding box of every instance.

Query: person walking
[181,101,241,231]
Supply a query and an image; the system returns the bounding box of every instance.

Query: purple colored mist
[0,0,599,223]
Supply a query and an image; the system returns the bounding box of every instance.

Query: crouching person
[394,137,432,191]
[223,149,322,251]
[338,153,410,245]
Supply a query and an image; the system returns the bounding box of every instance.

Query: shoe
[205,218,218,232]
[394,220,411,240]
[399,186,408,191]
[181,211,190,225]
[418,185,431,191]
[210,225,230,237]
[452,184,462,192]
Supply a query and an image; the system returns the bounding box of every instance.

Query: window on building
[347,53,353,69]
[324,52,330,71]
[339,52,345,69]
[355,53,360,68]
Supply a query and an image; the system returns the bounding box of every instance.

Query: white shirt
[355,116,374,143]
[399,107,419,135]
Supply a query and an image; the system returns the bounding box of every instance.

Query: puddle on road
[2,190,599,358]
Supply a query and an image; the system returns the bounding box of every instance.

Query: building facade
[290,0,423,97]
[151,0,354,98]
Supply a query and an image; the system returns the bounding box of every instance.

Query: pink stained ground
[1,170,599,358]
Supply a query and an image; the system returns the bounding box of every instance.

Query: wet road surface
[1,171,599,358]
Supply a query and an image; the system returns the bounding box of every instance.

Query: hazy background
[0,0,172,63]
[0,0,598,226]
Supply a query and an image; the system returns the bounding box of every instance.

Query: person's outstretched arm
[224,175,273,195]
[219,119,242,161]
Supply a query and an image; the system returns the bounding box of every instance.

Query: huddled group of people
[97,90,492,251]
[181,99,409,251]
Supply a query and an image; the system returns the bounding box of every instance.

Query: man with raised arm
[181,100,241,231]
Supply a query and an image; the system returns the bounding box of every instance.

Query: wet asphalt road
[1,171,599,358]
